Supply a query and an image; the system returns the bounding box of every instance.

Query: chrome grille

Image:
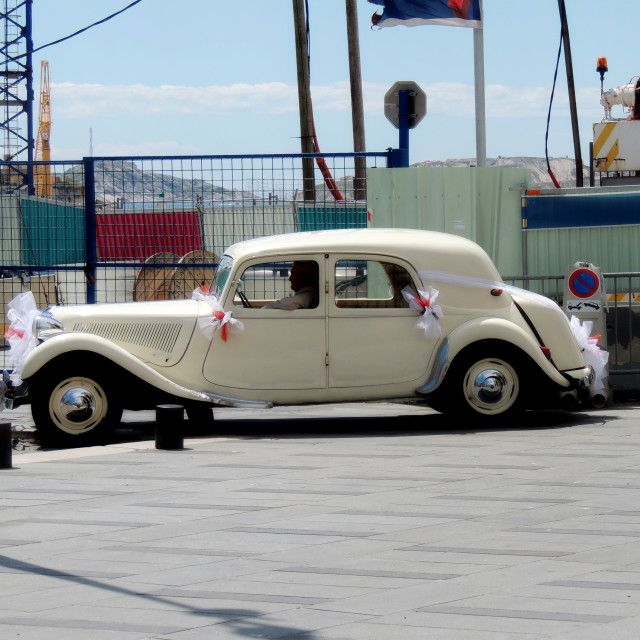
[71,321,183,353]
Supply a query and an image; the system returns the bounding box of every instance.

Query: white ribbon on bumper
[4,291,41,384]
[401,285,443,339]
[568,315,609,391]
[192,286,244,341]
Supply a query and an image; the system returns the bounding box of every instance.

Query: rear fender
[21,333,210,402]
[422,317,570,392]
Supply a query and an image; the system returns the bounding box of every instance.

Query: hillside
[57,157,590,204]
[59,160,243,205]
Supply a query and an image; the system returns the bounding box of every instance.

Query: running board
[201,391,273,409]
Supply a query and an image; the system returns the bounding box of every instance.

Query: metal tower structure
[0,0,33,190]
[34,59,51,197]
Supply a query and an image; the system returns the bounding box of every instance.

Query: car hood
[47,300,201,367]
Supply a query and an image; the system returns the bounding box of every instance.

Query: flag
[369,0,482,29]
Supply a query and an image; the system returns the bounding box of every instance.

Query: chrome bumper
[564,365,595,390]
[0,371,29,411]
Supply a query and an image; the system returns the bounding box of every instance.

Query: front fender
[423,317,571,392]
[21,333,210,403]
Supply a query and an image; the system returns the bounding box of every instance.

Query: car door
[327,255,433,395]
[202,256,327,392]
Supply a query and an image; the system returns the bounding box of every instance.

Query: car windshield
[210,255,233,298]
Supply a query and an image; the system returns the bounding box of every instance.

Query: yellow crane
[34,60,52,198]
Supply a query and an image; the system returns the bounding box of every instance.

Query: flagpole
[473,25,486,167]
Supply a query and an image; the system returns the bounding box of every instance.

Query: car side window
[334,260,414,308]
[233,260,320,310]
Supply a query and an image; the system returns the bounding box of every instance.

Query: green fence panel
[296,205,368,231]
[20,198,85,265]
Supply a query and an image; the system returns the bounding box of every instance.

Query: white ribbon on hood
[4,291,41,384]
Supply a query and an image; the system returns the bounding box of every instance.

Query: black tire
[427,344,527,419]
[30,360,123,447]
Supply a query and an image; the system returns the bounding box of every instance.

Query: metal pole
[25,0,34,195]
[558,0,583,187]
[83,157,97,304]
[292,0,316,202]
[345,0,366,200]
[398,90,410,168]
[473,27,487,167]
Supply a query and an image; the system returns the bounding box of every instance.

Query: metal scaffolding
[0,0,33,191]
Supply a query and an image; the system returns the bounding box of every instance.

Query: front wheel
[31,365,123,446]
[428,347,526,419]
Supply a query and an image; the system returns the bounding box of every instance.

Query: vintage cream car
[1,228,594,445]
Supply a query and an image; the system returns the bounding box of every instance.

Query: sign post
[384,81,426,168]
[563,261,610,407]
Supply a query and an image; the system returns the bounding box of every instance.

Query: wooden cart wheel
[133,252,178,301]
[169,250,218,300]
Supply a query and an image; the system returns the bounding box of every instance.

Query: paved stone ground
[2,401,640,639]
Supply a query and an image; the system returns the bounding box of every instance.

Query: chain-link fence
[3,152,640,390]
[0,152,388,317]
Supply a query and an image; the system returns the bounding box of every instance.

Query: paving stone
[2,401,640,637]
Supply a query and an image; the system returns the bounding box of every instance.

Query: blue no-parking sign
[568,268,600,299]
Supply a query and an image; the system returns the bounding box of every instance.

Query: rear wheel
[427,345,526,419]
[31,363,122,446]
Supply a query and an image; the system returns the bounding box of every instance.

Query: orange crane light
[34,60,52,198]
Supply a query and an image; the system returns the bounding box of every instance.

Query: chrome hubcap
[464,358,518,415]
[49,377,108,435]
[60,387,98,424]
[472,368,509,405]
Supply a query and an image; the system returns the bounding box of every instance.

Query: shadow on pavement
[113,407,606,443]
[17,404,616,453]
[0,554,319,638]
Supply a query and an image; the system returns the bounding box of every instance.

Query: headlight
[33,313,64,341]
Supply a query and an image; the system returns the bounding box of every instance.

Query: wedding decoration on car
[192,287,244,342]
[402,285,443,339]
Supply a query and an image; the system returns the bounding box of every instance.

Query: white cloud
[51,80,604,122]
[52,81,299,118]
[51,139,201,159]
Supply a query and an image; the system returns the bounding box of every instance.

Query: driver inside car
[262,261,319,310]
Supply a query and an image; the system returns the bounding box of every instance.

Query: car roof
[224,228,503,281]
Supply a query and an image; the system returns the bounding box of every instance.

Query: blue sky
[32,0,640,164]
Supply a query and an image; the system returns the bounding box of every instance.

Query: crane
[34,60,52,198]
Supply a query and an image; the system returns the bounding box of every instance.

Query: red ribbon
[415,294,430,311]
[4,327,23,339]
[213,310,228,342]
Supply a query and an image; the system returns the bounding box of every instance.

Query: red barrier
[96,212,202,261]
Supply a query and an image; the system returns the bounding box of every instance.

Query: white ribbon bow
[5,291,41,384]
[192,287,244,342]
[569,315,609,391]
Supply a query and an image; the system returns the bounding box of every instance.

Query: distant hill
[60,160,244,205]
[412,156,590,189]
[58,157,589,204]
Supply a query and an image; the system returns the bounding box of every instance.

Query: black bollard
[0,421,12,469]
[155,404,184,450]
